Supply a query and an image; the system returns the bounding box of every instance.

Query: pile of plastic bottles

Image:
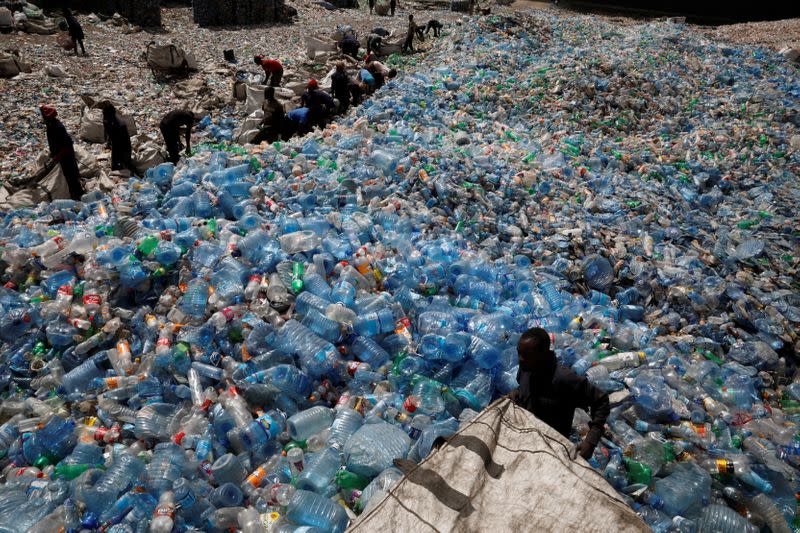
[0,12,798,533]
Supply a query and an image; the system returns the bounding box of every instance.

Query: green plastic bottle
[624,458,652,485]
[335,469,370,490]
[137,235,159,256]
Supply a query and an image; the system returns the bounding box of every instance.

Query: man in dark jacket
[339,34,360,60]
[512,327,610,460]
[102,105,133,173]
[425,19,443,37]
[40,105,84,201]
[159,109,195,164]
[330,62,351,113]
[63,8,85,56]
[366,33,383,56]
[252,86,284,144]
[301,79,335,130]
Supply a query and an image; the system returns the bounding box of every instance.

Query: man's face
[518,349,540,373]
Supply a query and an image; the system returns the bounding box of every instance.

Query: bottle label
[402,397,417,413]
[356,262,371,275]
[261,511,281,529]
[83,294,101,306]
[336,394,351,407]
[346,361,362,377]
[57,285,73,297]
[395,317,412,332]
[154,505,175,518]
[199,461,213,479]
[408,426,422,440]
[353,396,366,415]
[157,337,172,348]
[221,307,235,321]
[716,459,734,474]
[246,466,267,488]
[256,414,280,440]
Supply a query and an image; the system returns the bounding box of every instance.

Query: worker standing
[254,56,283,87]
[390,0,396,16]
[159,109,195,164]
[511,328,610,460]
[402,14,418,53]
[39,105,84,201]
[63,8,86,56]
[102,105,134,174]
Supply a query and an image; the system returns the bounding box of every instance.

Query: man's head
[388,68,397,79]
[40,105,57,121]
[517,327,556,378]
[307,79,318,90]
[264,86,275,100]
[102,104,116,119]
[63,7,71,16]
[253,55,263,65]
[409,14,414,20]
[335,61,345,73]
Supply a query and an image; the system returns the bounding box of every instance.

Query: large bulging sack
[245,84,267,114]
[0,163,71,209]
[134,141,166,174]
[305,35,338,59]
[245,84,295,113]
[146,43,198,71]
[348,399,650,533]
[0,53,31,78]
[21,18,58,35]
[0,7,13,30]
[374,1,389,15]
[235,110,264,144]
[79,108,138,144]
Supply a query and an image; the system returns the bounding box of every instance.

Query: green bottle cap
[137,235,159,256]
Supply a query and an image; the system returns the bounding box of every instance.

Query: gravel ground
[700,18,800,50]
[0,2,464,182]
[1,1,797,184]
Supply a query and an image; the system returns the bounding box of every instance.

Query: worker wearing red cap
[301,79,335,131]
[253,56,283,87]
[40,105,84,201]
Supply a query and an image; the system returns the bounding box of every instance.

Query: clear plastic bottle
[287,406,335,441]
[286,489,349,533]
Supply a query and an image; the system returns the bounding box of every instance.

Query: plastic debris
[0,7,799,533]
